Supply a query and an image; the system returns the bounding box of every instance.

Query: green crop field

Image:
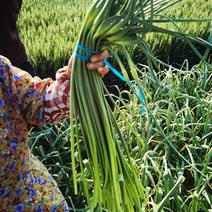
[18,0,211,78]
[29,63,212,211]
[17,0,212,211]
[18,0,90,77]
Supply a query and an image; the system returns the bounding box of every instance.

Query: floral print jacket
[0,55,70,211]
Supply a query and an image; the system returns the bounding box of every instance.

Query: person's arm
[11,65,65,125]
[0,52,109,125]
[43,51,110,123]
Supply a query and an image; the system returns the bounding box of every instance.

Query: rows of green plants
[18,0,91,77]
[18,0,210,78]
[29,61,212,211]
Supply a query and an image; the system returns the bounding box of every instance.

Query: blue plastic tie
[103,60,127,82]
[77,43,98,54]
[75,52,90,61]
[75,44,145,114]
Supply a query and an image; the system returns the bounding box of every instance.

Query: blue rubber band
[140,92,145,113]
[75,43,146,114]
[135,85,146,114]
[77,43,99,54]
[75,52,90,61]
[103,60,127,82]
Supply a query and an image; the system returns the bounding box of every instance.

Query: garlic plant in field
[70,0,212,211]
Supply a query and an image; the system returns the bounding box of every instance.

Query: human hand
[65,50,110,78]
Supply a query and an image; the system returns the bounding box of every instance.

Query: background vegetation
[18,0,212,211]
[18,0,211,78]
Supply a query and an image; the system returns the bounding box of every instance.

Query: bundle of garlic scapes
[70,0,211,210]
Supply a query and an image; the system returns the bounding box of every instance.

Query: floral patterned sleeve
[2,56,70,125]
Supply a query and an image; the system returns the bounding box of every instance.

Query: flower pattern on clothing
[0,55,69,211]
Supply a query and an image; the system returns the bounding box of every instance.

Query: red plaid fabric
[44,67,70,123]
